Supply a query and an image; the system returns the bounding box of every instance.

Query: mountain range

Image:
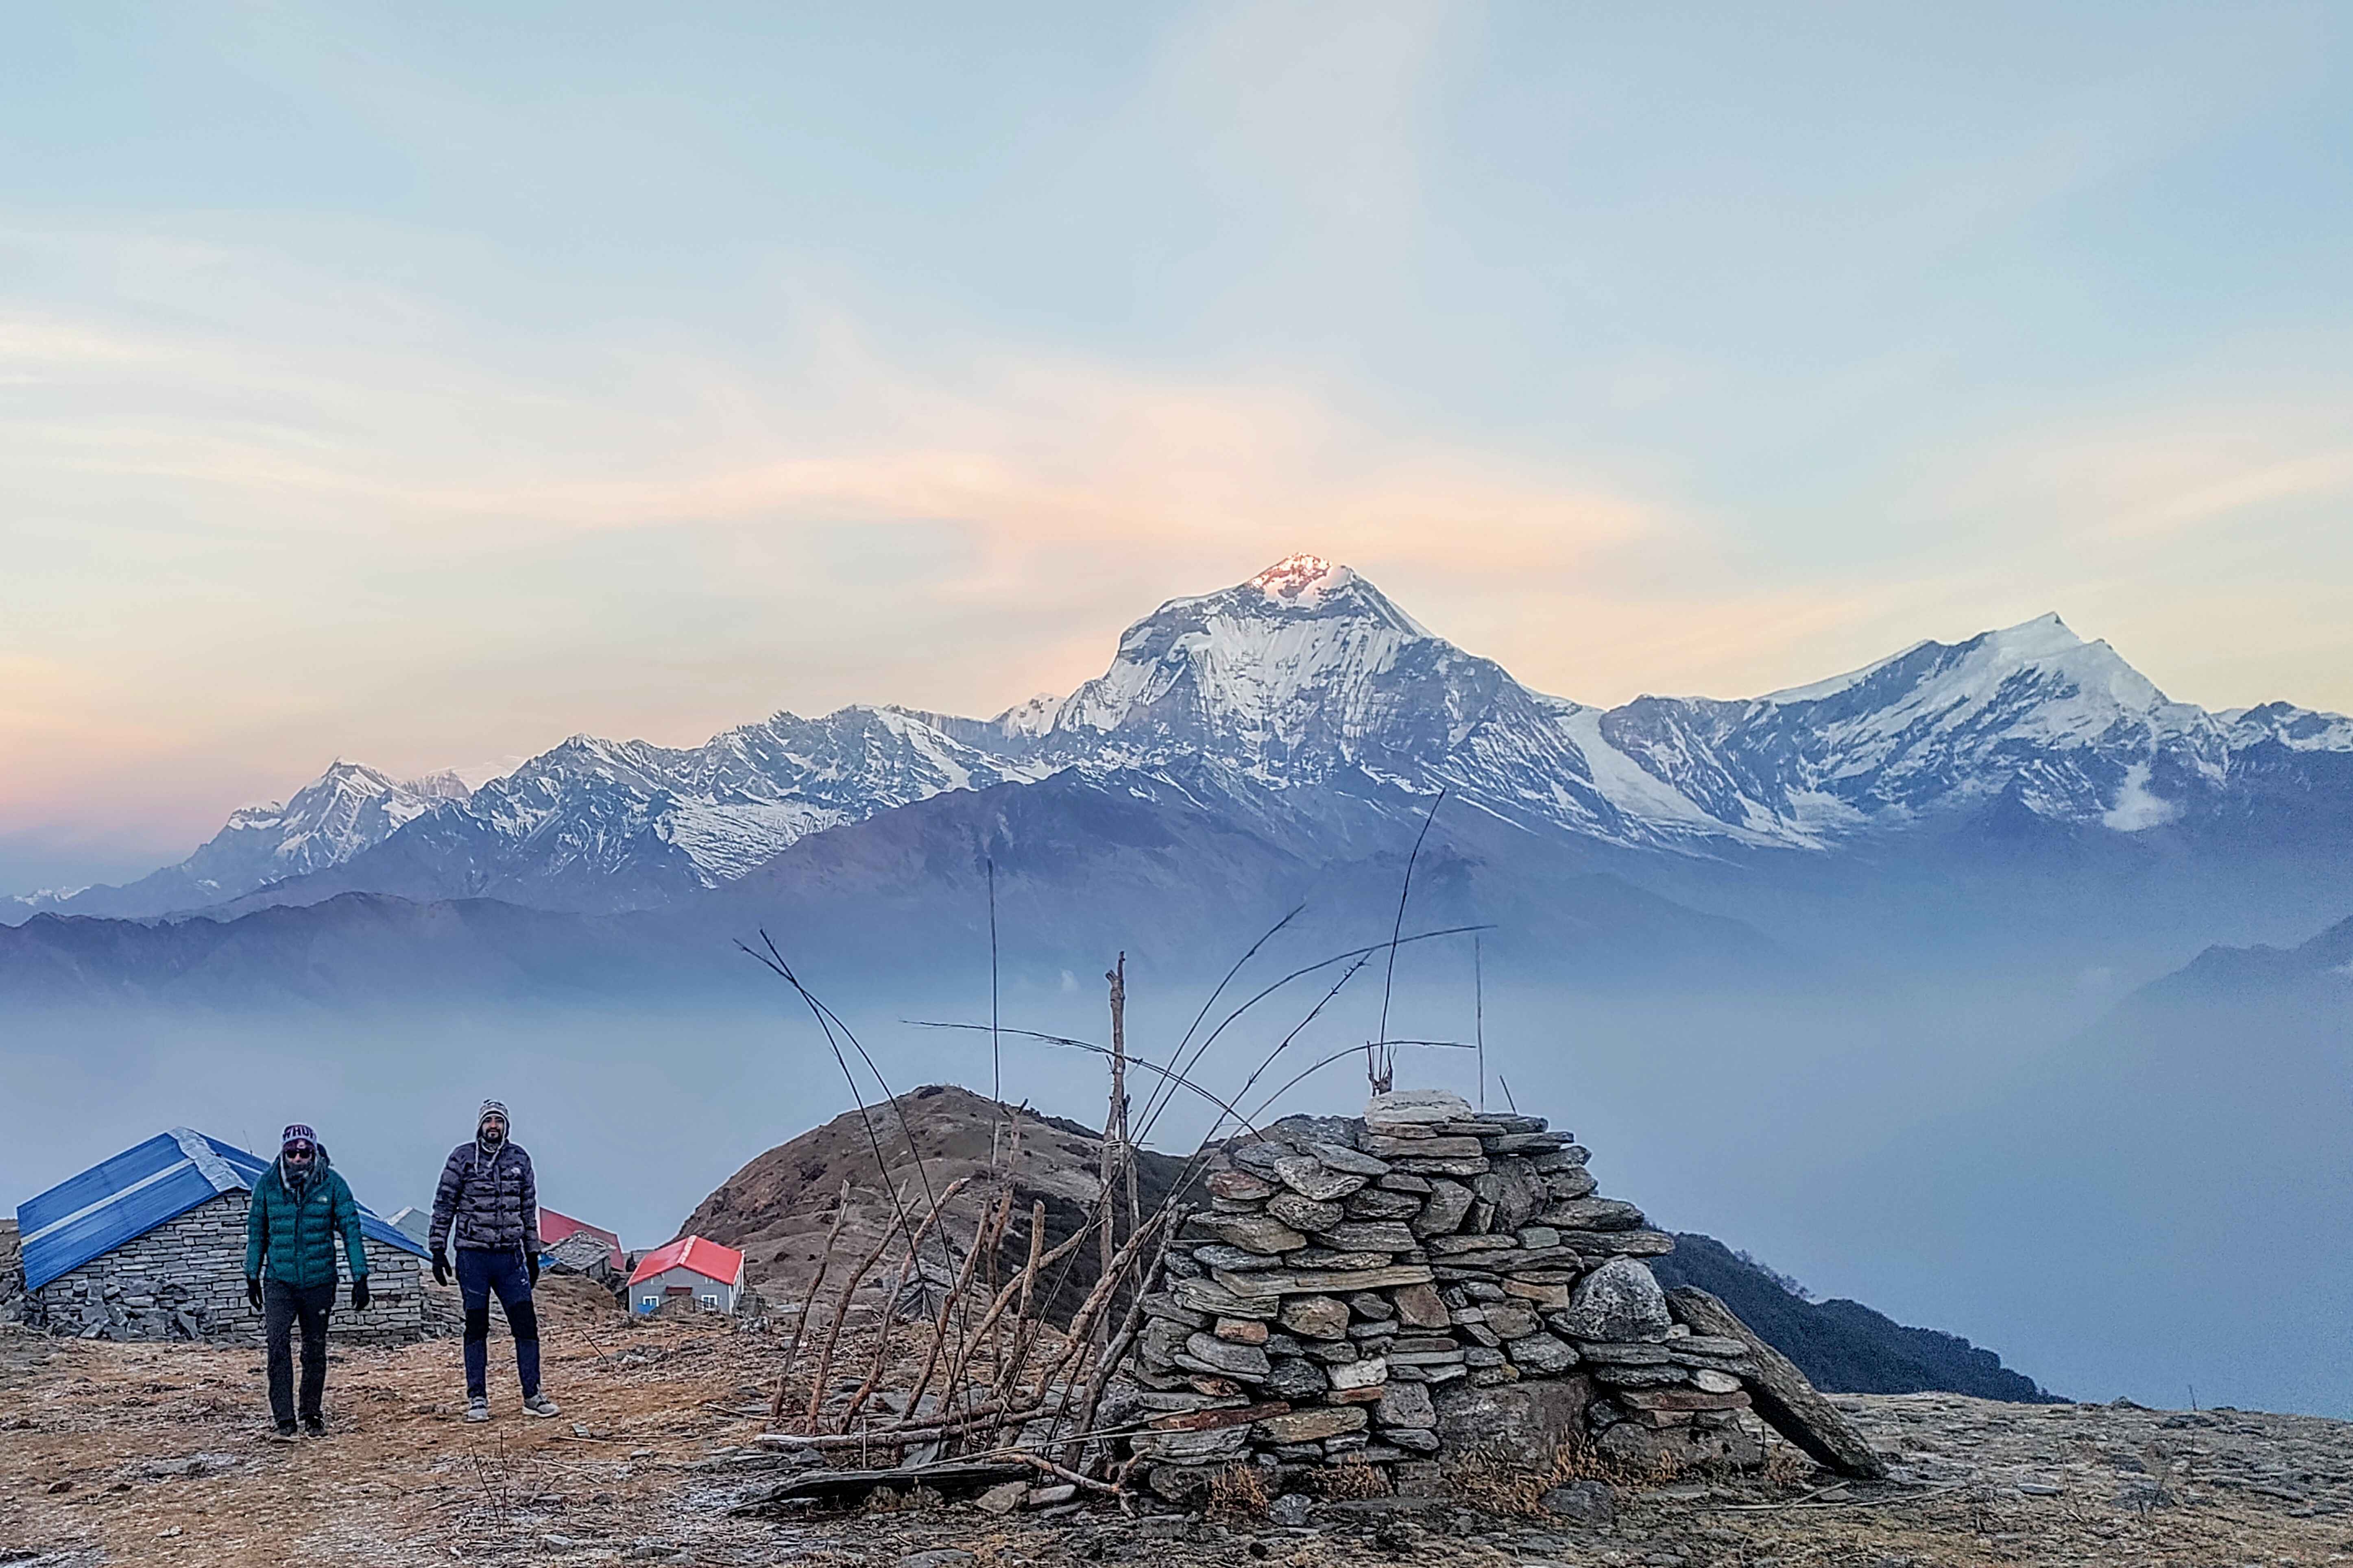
[13,553,2353,942]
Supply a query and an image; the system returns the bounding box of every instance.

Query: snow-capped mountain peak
[1596,613,2239,840]
[1043,556,1444,746]
[15,563,2353,926]
[204,760,472,886]
[1244,551,1405,619]
[3,758,476,921]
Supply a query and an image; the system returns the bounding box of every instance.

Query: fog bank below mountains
[11,925,2343,1416]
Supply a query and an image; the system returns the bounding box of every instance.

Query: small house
[627,1235,745,1315]
[541,1207,624,1270]
[16,1128,431,1343]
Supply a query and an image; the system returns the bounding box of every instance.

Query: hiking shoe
[302,1416,326,1437]
[270,1422,299,1443]
[464,1397,490,1423]
[522,1393,560,1418]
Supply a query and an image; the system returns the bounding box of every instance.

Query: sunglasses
[284,1144,316,1159]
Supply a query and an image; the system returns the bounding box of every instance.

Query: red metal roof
[540,1207,623,1268]
[627,1234,745,1288]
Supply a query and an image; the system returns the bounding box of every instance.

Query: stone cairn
[1121,1089,1763,1498]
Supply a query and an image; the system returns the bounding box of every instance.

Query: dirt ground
[7,1285,2352,1568]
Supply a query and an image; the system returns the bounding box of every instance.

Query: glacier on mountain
[12,553,2351,921]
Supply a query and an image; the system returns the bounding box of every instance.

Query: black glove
[351,1277,371,1312]
[246,1276,262,1311]
[526,1251,540,1287]
[432,1254,451,1287]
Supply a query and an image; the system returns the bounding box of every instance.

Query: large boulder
[1596,1416,1763,1469]
[1553,1258,1671,1343]
[1431,1374,1595,1466]
[1365,1089,1473,1129]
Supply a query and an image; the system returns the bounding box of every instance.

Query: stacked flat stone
[1123,1089,1762,1495]
[28,1192,434,1346]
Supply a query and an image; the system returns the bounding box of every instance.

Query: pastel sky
[5,2,2351,890]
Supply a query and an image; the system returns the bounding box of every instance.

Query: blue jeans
[456,1248,540,1400]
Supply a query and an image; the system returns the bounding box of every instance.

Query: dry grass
[1309,1458,1390,1501]
[1448,1437,1681,1515]
[1759,1433,1815,1491]
[1204,1462,1271,1522]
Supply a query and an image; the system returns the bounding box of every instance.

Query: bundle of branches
[740,792,1481,1484]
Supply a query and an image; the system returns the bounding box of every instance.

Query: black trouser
[264,1278,336,1427]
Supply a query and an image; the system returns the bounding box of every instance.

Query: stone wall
[1117,1090,1765,1498]
[28,1191,435,1345]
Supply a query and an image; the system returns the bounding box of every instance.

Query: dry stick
[755,938,963,1300]
[966,1178,1023,1412]
[983,859,1004,1397]
[1126,923,1493,1150]
[910,1023,1274,1143]
[1097,952,1127,1349]
[936,1215,1090,1436]
[994,1199,1047,1402]
[750,937,988,1394]
[1123,928,1489,1276]
[1212,948,1376,1144]
[1064,1206,1180,1466]
[987,856,1002,1166]
[839,1176,974,1427]
[1153,972,1448,1224]
[1116,964,1140,1257]
[1242,1038,1477,1132]
[1027,1209,1169,1405]
[988,1110,1029,1386]
[944,1180,1021,1438]
[1374,786,1447,1093]
[890,1183,1010,1431]
[758,1398,1049,1452]
[1038,1211,1171,1466]
[1134,902,1304,1133]
[804,1211,910,1431]
[1474,931,1485,1114]
[997,1449,1122,1496]
[769,1180,852,1426]
[740,939,930,1257]
[770,943,933,1202]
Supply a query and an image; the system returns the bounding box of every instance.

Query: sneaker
[464,1397,490,1423]
[521,1393,561,1418]
[270,1422,299,1443]
[301,1416,326,1437]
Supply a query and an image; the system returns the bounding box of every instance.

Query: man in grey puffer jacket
[430,1100,558,1422]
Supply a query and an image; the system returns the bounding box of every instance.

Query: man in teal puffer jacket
[244,1124,370,1440]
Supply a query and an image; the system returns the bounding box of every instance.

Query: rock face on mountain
[16,553,2351,923]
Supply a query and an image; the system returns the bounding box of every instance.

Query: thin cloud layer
[4,3,2351,883]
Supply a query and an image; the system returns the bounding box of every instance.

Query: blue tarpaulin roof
[17,1128,429,1292]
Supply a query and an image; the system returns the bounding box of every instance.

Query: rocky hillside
[1650,1233,2059,1402]
[676,1084,1202,1320]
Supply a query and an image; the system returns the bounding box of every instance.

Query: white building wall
[630,1264,740,1315]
